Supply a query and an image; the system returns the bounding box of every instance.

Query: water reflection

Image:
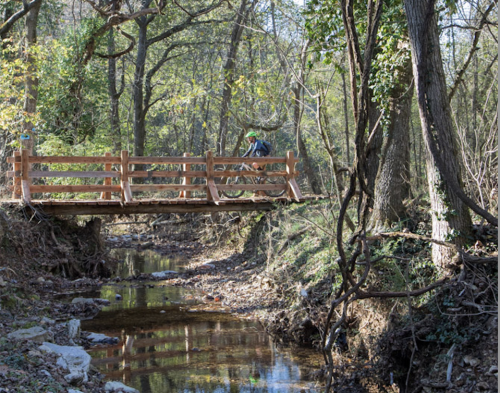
[83,248,323,392]
[84,307,322,393]
[97,283,197,311]
[110,248,185,278]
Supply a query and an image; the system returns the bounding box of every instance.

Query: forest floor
[0,207,497,393]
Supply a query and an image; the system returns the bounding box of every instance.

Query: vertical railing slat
[286,151,303,201]
[121,150,132,202]
[179,152,191,198]
[205,151,221,204]
[101,152,112,200]
[12,151,21,199]
[21,149,31,203]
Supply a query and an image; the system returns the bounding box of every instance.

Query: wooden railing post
[20,149,31,203]
[12,150,21,199]
[286,151,303,201]
[179,153,191,198]
[206,151,214,202]
[101,152,112,200]
[286,151,293,198]
[205,151,221,204]
[121,150,133,203]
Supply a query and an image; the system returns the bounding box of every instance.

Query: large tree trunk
[371,52,413,228]
[217,0,249,156]
[21,0,42,153]
[404,0,472,269]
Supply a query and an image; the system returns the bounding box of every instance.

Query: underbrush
[227,200,498,392]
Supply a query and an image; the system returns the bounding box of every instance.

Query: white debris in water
[105,381,139,393]
[87,332,119,344]
[152,270,178,278]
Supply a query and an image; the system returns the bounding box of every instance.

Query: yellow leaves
[233,74,247,90]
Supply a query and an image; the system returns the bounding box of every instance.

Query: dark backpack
[261,140,273,155]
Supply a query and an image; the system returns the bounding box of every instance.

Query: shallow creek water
[81,248,324,393]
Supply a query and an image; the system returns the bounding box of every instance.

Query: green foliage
[37,19,109,145]
[304,0,345,64]
[369,2,410,124]
[369,234,437,299]
[0,46,40,139]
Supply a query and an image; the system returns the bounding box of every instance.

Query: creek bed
[82,248,323,393]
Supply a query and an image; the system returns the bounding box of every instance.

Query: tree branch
[0,0,42,36]
[356,277,449,299]
[147,2,225,46]
[82,8,163,64]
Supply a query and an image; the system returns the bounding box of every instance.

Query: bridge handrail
[8,150,302,205]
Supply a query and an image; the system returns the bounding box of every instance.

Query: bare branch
[448,1,497,101]
[172,0,196,17]
[459,252,498,265]
[95,28,135,59]
[82,0,110,17]
[82,8,163,64]
[365,231,458,249]
[147,16,225,47]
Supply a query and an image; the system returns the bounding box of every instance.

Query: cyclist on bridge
[242,131,272,171]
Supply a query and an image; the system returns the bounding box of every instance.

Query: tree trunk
[21,0,42,153]
[365,98,383,193]
[217,0,249,156]
[293,39,322,194]
[404,0,472,269]
[371,52,413,228]
[132,15,149,174]
[316,92,355,230]
[341,71,351,165]
[108,29,123,154]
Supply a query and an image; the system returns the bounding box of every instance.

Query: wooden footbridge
[3,150,316,216]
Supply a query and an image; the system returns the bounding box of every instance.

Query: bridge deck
[0,195,323,215]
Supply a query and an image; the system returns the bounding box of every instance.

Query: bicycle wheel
[264,176,287,197]
[221,176,247,198]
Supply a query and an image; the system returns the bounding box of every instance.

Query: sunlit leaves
[0,45,42,141]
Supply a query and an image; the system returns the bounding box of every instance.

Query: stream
[81,248,324,393]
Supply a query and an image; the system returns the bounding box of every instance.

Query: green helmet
[245,131,257,138]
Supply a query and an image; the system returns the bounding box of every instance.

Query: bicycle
[218,162,287,198]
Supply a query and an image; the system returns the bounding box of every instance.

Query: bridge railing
[7,150,302,205]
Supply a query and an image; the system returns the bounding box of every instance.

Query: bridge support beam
[17,201,281,216]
